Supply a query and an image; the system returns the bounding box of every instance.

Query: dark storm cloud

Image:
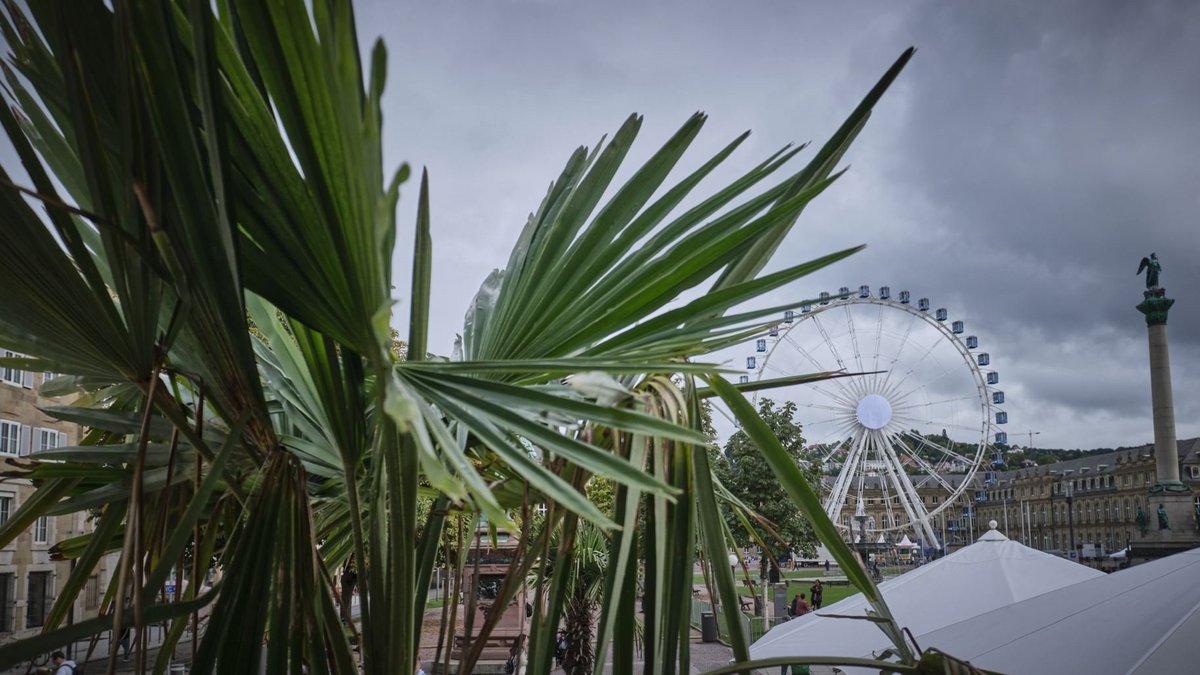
[1,2,1187,451]
[360,0,1200,450]
[852,0,1200,448]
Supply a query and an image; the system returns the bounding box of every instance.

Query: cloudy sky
[360,0,1200,452]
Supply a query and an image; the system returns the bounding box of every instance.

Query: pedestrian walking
[119,626,132,662]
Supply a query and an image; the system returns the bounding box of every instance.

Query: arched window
[1125,498,1132,522]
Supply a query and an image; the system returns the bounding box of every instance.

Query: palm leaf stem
[108,359,162,675]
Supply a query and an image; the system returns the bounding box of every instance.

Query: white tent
[895,535,918,549]
[749,525,1102,667]
[911,547,1200,673]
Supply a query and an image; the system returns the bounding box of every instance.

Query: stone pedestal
[1129,492,1199,564]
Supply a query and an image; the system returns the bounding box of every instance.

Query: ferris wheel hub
[855,394,893,430]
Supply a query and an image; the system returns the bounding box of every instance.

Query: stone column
[1136,293,1185,490]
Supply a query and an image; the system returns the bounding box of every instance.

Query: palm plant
[0,1,988,674]
[528,521,608,675]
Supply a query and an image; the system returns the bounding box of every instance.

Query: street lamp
[1062,469,1077,558]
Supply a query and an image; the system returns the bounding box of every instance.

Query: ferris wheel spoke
[797,402,853,413]
[937,421,988,435]
[783,334,833,374]
[843,303,867,375]
[877,310,920,392]
[825,428,868,520]
[870,304,885,373]
[907,367,957,398]
[877,428,938,547]
[875,453,896,529]
[812,313,848,372]
[886,338,945,393]
[784,335,858,402]
[900,429,977,468]
[811,384,858,409]
[816,420,863,461]
[894,394,979,412]
[895,445,956,494]
[805,417,859,435]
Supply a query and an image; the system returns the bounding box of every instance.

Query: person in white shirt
[50,651,77,675]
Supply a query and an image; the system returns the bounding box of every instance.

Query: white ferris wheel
[739,285,1009,550]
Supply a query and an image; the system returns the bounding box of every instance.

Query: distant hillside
[999,443,1150,470]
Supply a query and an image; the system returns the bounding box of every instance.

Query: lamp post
[1062,470,1077,557]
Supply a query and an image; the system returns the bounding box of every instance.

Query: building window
[36,429,66,453]
[0,421,20,456]
[33,516,48,545]
[1,351,31,387]
[85,575,100,611]
[1191,466,1200,479]
[0,573,13,633]
[26,571,51,629]
[0,495,11,526]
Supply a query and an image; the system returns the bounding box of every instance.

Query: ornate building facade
[830,438,1200,559]
[0,357,114,643]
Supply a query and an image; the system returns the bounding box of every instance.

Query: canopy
[912,547,1200,673]
[749,525,1102,667]
[895,535,918,549]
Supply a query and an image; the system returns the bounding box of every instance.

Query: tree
[716,399,821,566]
[529,521,608,675]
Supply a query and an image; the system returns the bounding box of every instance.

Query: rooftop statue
[1137,253,1161,289]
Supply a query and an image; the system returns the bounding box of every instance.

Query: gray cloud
[4,1,1192,453]
[364,0,1200,451]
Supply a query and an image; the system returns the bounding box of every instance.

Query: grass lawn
[781,569,825,578]
[814,584,859,607]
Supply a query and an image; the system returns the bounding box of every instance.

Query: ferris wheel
[739,285,1009,550]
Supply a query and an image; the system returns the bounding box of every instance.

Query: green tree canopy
[716,398,820,562]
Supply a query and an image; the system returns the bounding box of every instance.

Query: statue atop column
[1137,253,1174,325]
[1137,252,1161,290]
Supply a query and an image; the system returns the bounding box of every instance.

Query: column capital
[1137,291,1174,326]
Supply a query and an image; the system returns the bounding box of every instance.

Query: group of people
[788,579,823,618]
